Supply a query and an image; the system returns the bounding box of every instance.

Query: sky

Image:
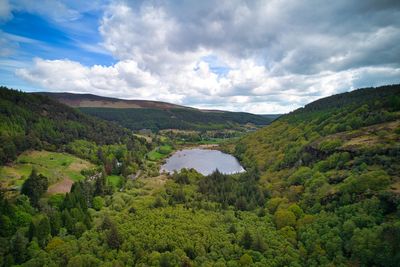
[1,0,400,114]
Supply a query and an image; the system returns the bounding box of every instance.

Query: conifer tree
[21,169,48,206]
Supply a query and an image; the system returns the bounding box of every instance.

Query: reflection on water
[161,148,245,175]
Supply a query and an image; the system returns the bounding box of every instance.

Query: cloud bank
[9,0,400,113]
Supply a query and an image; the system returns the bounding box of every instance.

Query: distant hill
[290,84,400,115]
[39,92,275,131]
[259,114,282,120]
[37,92,188,109]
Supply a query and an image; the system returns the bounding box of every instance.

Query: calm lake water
[160,148,245,175]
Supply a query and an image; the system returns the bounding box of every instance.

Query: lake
[160,148,245,175]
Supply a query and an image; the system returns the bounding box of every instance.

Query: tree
[74,222,87,238]
[49,210,62,236]
[288,204,304,219]
[0,214,12,237]
[252,234,267,252]
[106,224,123,250]
[11,231,28,264]
[28,220,37,242]
[240,230,253,249]
[67,254,101,267]
[92,196,104,211]
[159,252,180,267]
[21,169,48,206]
[239,254,253,266]
[37,216,51,248]
[101,216,113,230]
[97,148,105,163]
[94,170,107,196]
[274,209,296,229]
[153,196,165,208]
[28,216,51,248]
[228,224,237,234]
[62,210,74,234]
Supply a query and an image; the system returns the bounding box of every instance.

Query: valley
[0,84,399,266]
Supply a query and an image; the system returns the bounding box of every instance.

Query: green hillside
[0,151,93,190]
[234,84,400,266]
[38,92,274,131]
[79,107,273,131]
[0,87,148,164]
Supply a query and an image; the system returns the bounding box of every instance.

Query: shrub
[92,196,104,211]
[274,209,296,229]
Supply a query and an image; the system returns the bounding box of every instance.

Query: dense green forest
[233,84,400,266]
[78,107,273,132]
[39,92,274,132]
[0,86,149,177]
[0,84,399,266]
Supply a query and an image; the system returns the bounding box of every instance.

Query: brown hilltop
[36,92,191,110]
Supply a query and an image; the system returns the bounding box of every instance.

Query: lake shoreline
[160,147,245,176]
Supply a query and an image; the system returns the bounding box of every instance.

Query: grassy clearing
[107,175,123,188]
[147,150,164,161]
[133,133,152,143]
[147,145,173,161]
[0,150,94,189]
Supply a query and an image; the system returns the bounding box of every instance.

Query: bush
[92,196,104,211]
[340,170,391,194]
[319,139,343,153]
[274,210,296,229]
[239,254,253,266]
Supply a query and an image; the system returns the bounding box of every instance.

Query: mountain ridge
[37,91,276,131]
[37,92,280,116]
[35,92,190,110]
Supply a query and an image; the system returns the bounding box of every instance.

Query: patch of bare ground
[47,178,73,194]
[68,161,92,172]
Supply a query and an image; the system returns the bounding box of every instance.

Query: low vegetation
[0,151,93,189]
[147,145,173,161]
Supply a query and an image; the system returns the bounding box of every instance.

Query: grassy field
[0,150,94,190]
[107,175,123,188]
[147,145,173,161]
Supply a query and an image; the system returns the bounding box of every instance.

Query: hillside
[0,87,148,164]
[39,92,275,131]
[0,151,94,193]
[37,92,187,109]
[79,107,273,131]
[234,84,400,266]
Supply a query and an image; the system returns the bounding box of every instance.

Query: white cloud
[15,1,400,113]
[0,0,11,21]
[16,58,166,97]
[10,0,81,21]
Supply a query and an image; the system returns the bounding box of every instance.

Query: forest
[233,84,400,266]
[0,84,399,266]
[39,91,274,132]
[78,107,273,132]
[0,87,149,167]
